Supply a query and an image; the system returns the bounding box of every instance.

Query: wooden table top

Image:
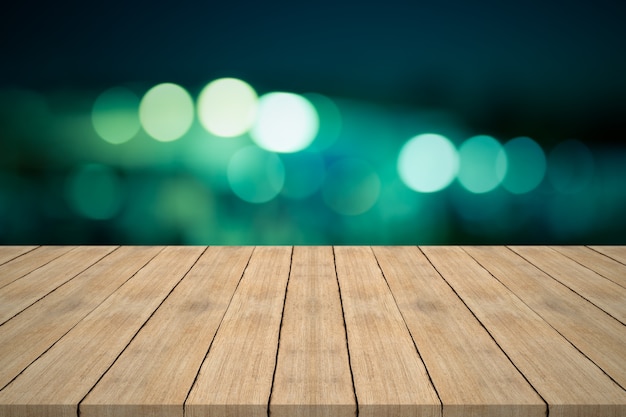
[0,246,624,417]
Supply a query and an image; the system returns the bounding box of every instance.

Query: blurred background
[1,0,625,244]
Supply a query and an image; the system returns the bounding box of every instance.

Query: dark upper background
[0,0,625,245]
[2,0,625,145]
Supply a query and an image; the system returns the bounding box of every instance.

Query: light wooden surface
[270,246,355,417]
[0,246,624,417]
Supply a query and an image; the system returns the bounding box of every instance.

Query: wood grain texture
[0,246,204,417]
[0,246,37,266]
[0,246,73,289]
[334,246,441,417]
[590,245,626,265]
[0,246,162,390]
[509,246,626,323]
[373,246,545,417]
[270,246,356,417]
[81,246,253,417]
[0,246,624,417]
[0,246,115,324]
[422,246,626,417]
[552,246,626,288]
[185,246,292,417]
[465,246,626,389]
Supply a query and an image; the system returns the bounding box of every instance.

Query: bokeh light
[279,151,325,199]
[1,82,624,245]
[251,92,319,153]
[227,146,285,203]
[457,135,505,194]
[91,87,140,144]
[548,139,594,194]
[197,78,258,138]
[398,133,458,193]
[139,83,194,142]
[65,164,123,220]
[496,137,546,194]
[322,158,380,216]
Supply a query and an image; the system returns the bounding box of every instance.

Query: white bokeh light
[139,83,194,142]
[251,92,319,153]
[397,133,459,193]
[197,78,258,138]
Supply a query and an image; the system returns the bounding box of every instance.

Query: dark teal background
[1,0,625,244]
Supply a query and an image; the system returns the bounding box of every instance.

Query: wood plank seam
[267,246,294,416]
[552,247,626,290]
[587,246,626,267]
[180,246,256,414]
[0,246,119,327]
[370,246,444,417]
[418,246,551,412]
[77,246,209,412]
[508,246,626,326]
[463,246,626,392]
[0,246,73,290]
[184,246,292,416]
[0,246,39,268]
[0,247,166,393]
[331,246,359,417]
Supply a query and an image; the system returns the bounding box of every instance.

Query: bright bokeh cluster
[85,76,597,227]
[0,81,617,245]
[397,133,551,195]
[90,78,327,208]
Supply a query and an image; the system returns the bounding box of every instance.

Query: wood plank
[185,246,292,417]
[589,246,626,267]
[509,246,626,323]
[421,246,626,417]
[0,246,205,417]
[80,246,254,417]
[0,246,73,289]
[0,246,162,390]
[373,246,545,417]
[334,246,441,417]
[552,246,626,288]
[0,246,116,324]
[0,246,37,266]
[270,246,356,417]
[465,246,626,388]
